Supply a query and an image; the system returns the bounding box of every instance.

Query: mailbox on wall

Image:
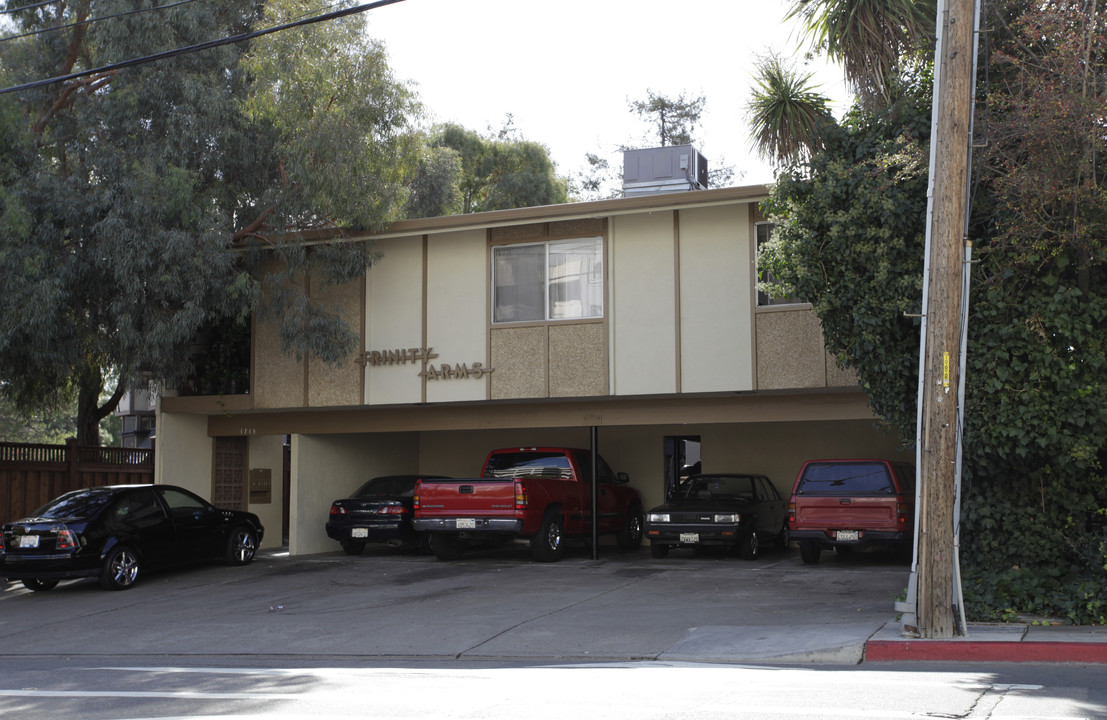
[249,469,272,504]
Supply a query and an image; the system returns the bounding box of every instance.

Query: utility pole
[909,0,981,639]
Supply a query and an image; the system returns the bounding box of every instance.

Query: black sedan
[1,484,264,591]
[645,473,788,560]
[326,475,448,555]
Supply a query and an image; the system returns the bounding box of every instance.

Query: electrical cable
[1,0,60,14]
[0,0,404,95]
[0,0,203,43]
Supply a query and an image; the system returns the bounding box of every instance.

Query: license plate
[679,533,699,544]
[456,518,476,529]
[836,530,859,542]
[351,528,368,538]
[18,535,39,548]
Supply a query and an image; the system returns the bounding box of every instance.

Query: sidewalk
[863,620,1107,664]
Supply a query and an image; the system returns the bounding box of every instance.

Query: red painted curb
[865,640,1107,664]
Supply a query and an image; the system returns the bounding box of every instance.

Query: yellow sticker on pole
[942,351,951,391]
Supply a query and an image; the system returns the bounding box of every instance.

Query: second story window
[493,237,603,323]
[756,222,805,307]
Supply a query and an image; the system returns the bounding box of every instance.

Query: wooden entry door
[213,437,248,510]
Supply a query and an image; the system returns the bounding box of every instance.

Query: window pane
[548,237,603,320]
[756,222,804,306]
[493,244,545,322]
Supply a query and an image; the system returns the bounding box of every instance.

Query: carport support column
[590,426,599,561]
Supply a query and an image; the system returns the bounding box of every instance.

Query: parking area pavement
[0,541,910,665]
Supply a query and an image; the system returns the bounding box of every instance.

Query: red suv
[787,459,915,564]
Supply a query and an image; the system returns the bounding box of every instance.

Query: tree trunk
[74,366,126,447]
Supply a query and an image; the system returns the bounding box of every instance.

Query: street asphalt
[2,539,1104,665]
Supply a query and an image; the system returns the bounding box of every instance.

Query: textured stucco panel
[756,309,827,389]
[549,323,606,397]
[308,276,363,407]
[549,219,603,238]
[826,350,861,388]
[490,326,547,399]
[490,224,547,242]
[252,313,304,408]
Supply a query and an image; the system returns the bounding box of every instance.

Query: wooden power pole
[914,0,979,638]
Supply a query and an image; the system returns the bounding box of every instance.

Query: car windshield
[678,475,756,501]
[798,463,894,495]
[30,488,119,519]
[353,477,416,499]
[483,452,572,479]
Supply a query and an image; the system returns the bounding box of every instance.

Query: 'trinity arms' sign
[357,347,494,381]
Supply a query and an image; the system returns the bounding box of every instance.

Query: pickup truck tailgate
[795,497,896,529]
[416,480,517,518]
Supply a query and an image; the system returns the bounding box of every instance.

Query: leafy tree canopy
[762,0,1106,622]
[0,0,422,444]
[406,118,568,217]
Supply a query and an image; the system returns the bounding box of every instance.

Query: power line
[2,0,61,14]
[0,0,405,95]
[0,0,204,43]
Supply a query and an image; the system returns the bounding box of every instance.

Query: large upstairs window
[492,237,604,323]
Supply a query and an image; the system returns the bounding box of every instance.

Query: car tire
[530,510,565,563]
[225,526,258,566]
[616,506,644,551]
[649,542,669,559]
[100,545,140,590]
[776,523,790,550]
[430,533,465,561]
[340,540,366,556]
[800,540,821,564]
[21,578,59,592]
[740,530,760,560]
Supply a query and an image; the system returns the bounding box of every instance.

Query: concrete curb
[864,621,1107,664]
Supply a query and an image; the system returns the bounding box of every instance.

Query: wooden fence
[0,439,153,523]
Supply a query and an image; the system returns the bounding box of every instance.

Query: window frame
[491,236,604,325]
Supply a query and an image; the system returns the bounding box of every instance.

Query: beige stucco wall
[153,406,211,497]
[549,323,606,397]
[366,236,426,405]
[756,308,829,389]
[610,212,678,395]
[678,204,755,393]
[490,325,548,399]
[308,274,363,407]
[289,432,420,555]
[426,229,490,403]
[245,434,285,549]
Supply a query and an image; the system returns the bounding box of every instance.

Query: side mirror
[616,472,630,484]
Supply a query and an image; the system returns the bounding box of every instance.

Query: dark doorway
[663,436,701,500]
[212,437,247,510]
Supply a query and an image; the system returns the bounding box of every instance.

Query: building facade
[156,185,911,554]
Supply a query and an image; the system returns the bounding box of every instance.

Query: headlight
[647,513,670,523]
[714,514,741,523]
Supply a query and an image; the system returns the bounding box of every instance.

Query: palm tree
[787,0,937,106]
[747,54,835,168]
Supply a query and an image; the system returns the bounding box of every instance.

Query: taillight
[514,480,528,510]
[54,526,77,550]
[0,531,5,552]
[787,498,797,525]
[379,505,406,515]
[330,504,347,517]
[896,502,908,525]
[413,481,421,511]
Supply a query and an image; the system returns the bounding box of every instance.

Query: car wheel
[21,578,59,592]
[340,540,366,556]
[740,530,760,560]
[616,506,644,551]
[430,533,465,561]
[100,545,140,590]
[776,524,790,550]
[530,510,565,563]
[649,542,669,559]
[225,526,258,566]
[800,540,821,564]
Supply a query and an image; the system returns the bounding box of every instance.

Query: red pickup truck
[413,447,644,562]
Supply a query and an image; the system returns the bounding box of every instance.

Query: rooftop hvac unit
[622,145,709,197]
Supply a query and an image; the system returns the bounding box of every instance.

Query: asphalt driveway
[0,541,910,664]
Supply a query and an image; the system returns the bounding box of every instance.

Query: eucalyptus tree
[0,0,421,444]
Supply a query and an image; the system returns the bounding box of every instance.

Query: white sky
[364,0,852,190]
